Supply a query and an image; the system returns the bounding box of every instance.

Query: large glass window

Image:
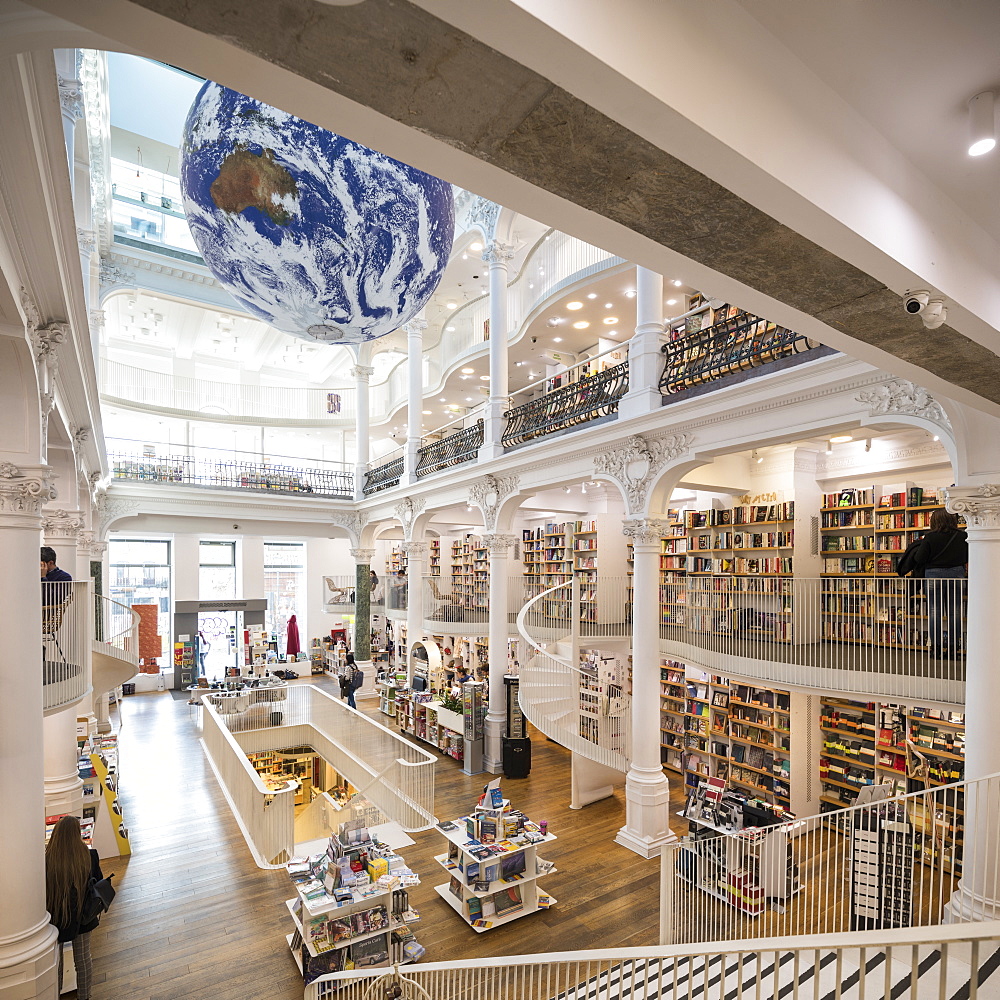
[108,538,171,660]
[199,541,236,600]
[265,542,305,645]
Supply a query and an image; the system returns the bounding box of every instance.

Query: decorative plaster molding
[57,75,85,121]
[594,433,693,515]
[19,286,40,334]
[349,547,375,563]
[393,497,425,540]
[622,517,673,546]
[0,463,56,519]
[857,379,951,428]
[99,256,136,294]
[31,322,68,373]
[330,510,369,544]
[818,441,948,476]
[467,197,501,239]
[480,532,518,554]
[42,508,85,538]
[76,228,96,256]
[96,493,140,538]
[401,541,429,559]
[79,49,112,256]
[946,485,1000,529]
[481,239,515,266]
[77,529,95,556]
[89,309,106,333]
[73,427,90,445]
[404,317,428,337]
[350,365,375,380]
[468,473,520,532]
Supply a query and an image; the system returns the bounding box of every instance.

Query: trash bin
[502,736,531,779]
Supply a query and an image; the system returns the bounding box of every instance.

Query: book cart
[432,780,557,932]
[284,823,423,987]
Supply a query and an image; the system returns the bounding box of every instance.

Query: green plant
[440,692,463,713]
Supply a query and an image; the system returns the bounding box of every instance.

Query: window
[200,541,236,600]
[264,542,305,642]
[108,538,171,660]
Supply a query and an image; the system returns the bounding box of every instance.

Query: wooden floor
[87,678,689,1000]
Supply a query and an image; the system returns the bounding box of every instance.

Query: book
[466,896,483,920]
[492,885,523,916]
[350,934,389,969]
[449,875,462,898]
[500,853,526,880]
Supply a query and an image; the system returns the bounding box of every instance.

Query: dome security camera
[530,336,538,344]
[903,289,930,315]
[233,523,240,530]
[921,299,948,330]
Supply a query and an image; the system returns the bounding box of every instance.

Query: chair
[41,588,74,660]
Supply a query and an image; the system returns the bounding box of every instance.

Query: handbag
[80,874,115,925]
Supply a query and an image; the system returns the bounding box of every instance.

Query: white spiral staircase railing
[516,578,631,772]
[92,594,140,698]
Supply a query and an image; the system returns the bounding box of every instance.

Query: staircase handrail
[94,593,140,667]
[515,577,575,669]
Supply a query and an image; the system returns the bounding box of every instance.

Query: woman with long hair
[46,815,102,1000]
[914,509,969,658]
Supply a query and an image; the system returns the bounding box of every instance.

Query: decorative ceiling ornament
[180,82,454,345]
[393,497,426,540]
[330,509,369,546]
[946,484,1000,528]
[856,379,951,428]
[621,517,673,546]
[79,49,112,256]
[468,473,520,532]
[594,433,693,515]
[0,463,56,519]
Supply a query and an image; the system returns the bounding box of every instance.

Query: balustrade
[416,418,484,477]
[363,455,404,495]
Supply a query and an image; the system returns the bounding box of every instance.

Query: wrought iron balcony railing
[659,309,823,397]
[416,419,484,478]
[502,361,628,449]
[363,455,404,495]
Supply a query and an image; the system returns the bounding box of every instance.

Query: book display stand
[432,779,556,932]
[284,823,423,984]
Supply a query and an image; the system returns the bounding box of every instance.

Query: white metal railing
[516,577,632,771]
[42,580,92,714]
[659,770,1000,948]
[200,694,296,867]
[215,685,436,834]
[420,402,486,446]
[659,576,966,705]
[91,594,139,696]
[505,341,630,411]
[100,358,355,422]
[306,921,1000,1000]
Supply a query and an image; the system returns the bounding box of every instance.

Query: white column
[0,464,60,999]
[617,518,677,858]
[480,240,515,459]
[943,485,1000,922]
[482,533,516,773]
[352,365,374,501]
[56,72,84,197]
[404,317,426,485]
[619,266,664,419]
[350,548,375,696]
[403,541,428,685]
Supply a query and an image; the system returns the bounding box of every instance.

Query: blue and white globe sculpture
[180,82,454,343]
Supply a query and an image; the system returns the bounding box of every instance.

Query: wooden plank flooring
[88,679,688,999]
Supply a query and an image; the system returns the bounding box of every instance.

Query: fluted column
[480,240,515,459]
[404,316,426,485]
[482,533,516,773]
[943,486,1000,922]
[617,518,677,858]
[350,548,374,669]
[0,463,60,998]
[352,365,374,501]
[620,266,665,419]
[402,541,428,686]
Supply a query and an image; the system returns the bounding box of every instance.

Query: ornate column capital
[350,365,375,381]
[98,256,136,295]
[622,517,672,546]
[481,532,518,554]
[404,317,428,337]
[481,240,515,266]
[401,541,429,559]
[42,508,86,539]
[31,322,69,373]
[594,433,693,516]
[77,529,95,556]
[0,463,56,526]
[350,547,375,563]
[57,75,85,122]
[946,485,1000,529]
[469,473,520,532]
[77,228,96,256]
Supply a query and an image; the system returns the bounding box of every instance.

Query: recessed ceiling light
[422,410,432,415]
[470,241,483,251]
[446,325,455,332]
[672,280,683,287]
[465,396,473,402]
[546,317,563,327]
[460,375,471,380]
[439,397,446,402]
[606,330,617,336]
[461,253,469,260]
[604,302,613,309]
[566,301,583,311]
[586,293,597,299]
[553,337,563,343]
[479,375,490,381]
[666,298,677,306]
[461,367,475,374]
[624,289,636,298]
[572,320,589,329]
[446,302,457,310]
[603,316,618,325]
[830,434,853,444]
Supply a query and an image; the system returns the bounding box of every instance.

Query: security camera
[903,290,930,315]
[233,523,240,530]
[921,298,948,330]
[530,336,538,344]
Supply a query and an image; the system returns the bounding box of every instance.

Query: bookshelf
[450,536,489,616]
[429,539,441,578]
[432,784,556,932]
[578,649,627,754]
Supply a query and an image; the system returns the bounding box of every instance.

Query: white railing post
[480,239,515,460]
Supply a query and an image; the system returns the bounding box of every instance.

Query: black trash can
[502,736,531,778]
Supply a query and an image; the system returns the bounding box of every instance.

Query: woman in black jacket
[915,509,968,658]
[46,815,103,1000]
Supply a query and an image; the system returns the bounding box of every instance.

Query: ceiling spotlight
[666,298,677,306]
[446,301,457,310]
[587,293,597,299]
[581,483,587,494]
[439,397,446,402]
[461,367,476,374]
[624,289,636,298]
[933,435,940,442]
[467,505,474,511]
[566,301,584,311]
[563,486,571,494]
[546,317,563,327]
[604,302,613,309]
[422,409,432,415]
[465,396,473,402]
[831,434,853,444]
[968,91,996,156]
[572,320,590,329]
[864,438,872,452]
[470,241,483,251]
[479,375,490,381]
[606,330,618,337]
[446,325,455,332]
[672,279,683,287]
[603,316,618,325]
[461,253,469,260]
[752,449,763,464]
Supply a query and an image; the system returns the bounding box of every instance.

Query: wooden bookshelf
[429,539,441,578]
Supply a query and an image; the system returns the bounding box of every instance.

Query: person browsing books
[46,816,104,1000]
[913,509,968,658]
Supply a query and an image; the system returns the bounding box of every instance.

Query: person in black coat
[46,816,103,1000]
[913,509,969,658]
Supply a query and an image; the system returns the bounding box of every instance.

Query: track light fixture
[968,91,996,157]
[752,449,763,464]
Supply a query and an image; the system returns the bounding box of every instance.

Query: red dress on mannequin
[285,614,301,657]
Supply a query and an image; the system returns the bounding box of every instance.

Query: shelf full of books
[433,780,556,932]
[451,536,489,615]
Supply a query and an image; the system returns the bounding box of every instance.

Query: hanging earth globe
[180,82,454,344]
